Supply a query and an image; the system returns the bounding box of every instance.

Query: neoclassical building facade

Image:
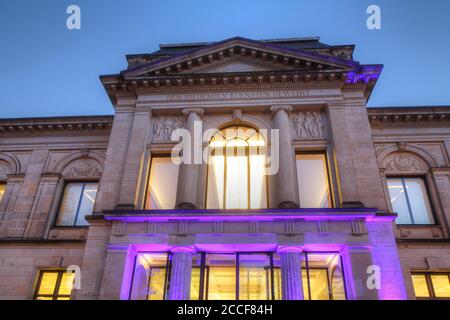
[0,37,449,300]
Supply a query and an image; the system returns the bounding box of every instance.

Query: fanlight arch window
[206,126,268,209]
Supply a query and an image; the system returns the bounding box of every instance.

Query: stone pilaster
[94,108,134,212]
[98,245,136,300]
[6,149,48,238]
[271,105,298,208]
[176,108,204,209]
[167,247,194,300]
[277,246,304,300]
[117,111,152,209]
[326,98,388,210]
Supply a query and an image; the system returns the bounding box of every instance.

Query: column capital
[276,245,304,254]
[182,107,205,117]
[270,105,293,114]
[170,245,196,254]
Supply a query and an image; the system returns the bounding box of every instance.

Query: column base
[176,202,196,210]
[277,201,299,208]
[341,201,365,208]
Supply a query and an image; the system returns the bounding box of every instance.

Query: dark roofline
[0,114,113,124]
[159,36,322,49]
[368,106,450,114]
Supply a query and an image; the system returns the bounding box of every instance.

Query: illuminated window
[296,153,332,208]
[129,253,170,300]
[55,182,98,226]
[387,177,434,225]
[412,272,450,299]
[0,182,6,202]
[301,253,346,300]
[145,156,179,209]
[206,126,268,209]
[34,270,74,300]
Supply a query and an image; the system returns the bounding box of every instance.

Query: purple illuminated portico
[94,208,407,300]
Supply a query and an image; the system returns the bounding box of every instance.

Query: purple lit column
[167,246,195,300]
[278,246,304,300]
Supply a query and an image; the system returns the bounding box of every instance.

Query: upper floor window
[0,182,6,202]
[296,153,332,208]
[412,272,450,299]
[145,156,179,209]
[387,177,434,225]
[56,181,98,226]
[34,270,74,300]
[206,126,268,209]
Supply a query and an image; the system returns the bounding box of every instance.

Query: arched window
[206,126,268,209]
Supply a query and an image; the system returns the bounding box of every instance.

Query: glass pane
[225,152,248,209]
[75,183,97,226]
[129,253,168,300]
[190,254,202,300]
[56,183,83,226]
[36,296,53,300]
[58,272,75,295]
[148,267,167,300]
[387,179,412,224]
[146,157,179,209]
[37,272,58,295]
[304,253,344,300]
[405,179,434,224]
[330,266,346,300]
[249,154,267,209]
[411,274,430,298]
[296,154,331,208]
[206,155,225,209]
[206,254,236,300]
[239,254,270,300]
[431,275,450,298]
[0,183,6,202]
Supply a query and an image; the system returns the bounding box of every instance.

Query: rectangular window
[296,153,332,208]
[302,253,346,300]
[0,182,6,202]
[129,253,170,300]
[145,156,179,209]
[56,181,98,226]
[412,272,450,299]
[387,177,434,225]
[34,270,74,300]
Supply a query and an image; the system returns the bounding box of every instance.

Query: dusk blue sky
[0,0,449,118]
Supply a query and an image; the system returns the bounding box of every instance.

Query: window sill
[48,227,88,241]
[395,225,444,240]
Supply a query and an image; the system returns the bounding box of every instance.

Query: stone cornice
[368,107,450,127]
[0,115,113,134]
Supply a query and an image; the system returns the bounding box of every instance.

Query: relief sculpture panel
[290,111,325,139]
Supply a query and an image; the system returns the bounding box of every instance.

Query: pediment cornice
[122,37,359,78]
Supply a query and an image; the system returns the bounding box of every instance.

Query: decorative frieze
[290,111,325,139]
[152,116,184,142]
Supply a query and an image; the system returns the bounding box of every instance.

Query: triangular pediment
[123,37,359,78]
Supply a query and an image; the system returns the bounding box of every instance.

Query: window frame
[53,180,98,228]
[295,151,334,209]
[411,272,450,300]
[386,175,437,226]
[33,269,74,300]
[143,154,179,210]
[205,126,269,210]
